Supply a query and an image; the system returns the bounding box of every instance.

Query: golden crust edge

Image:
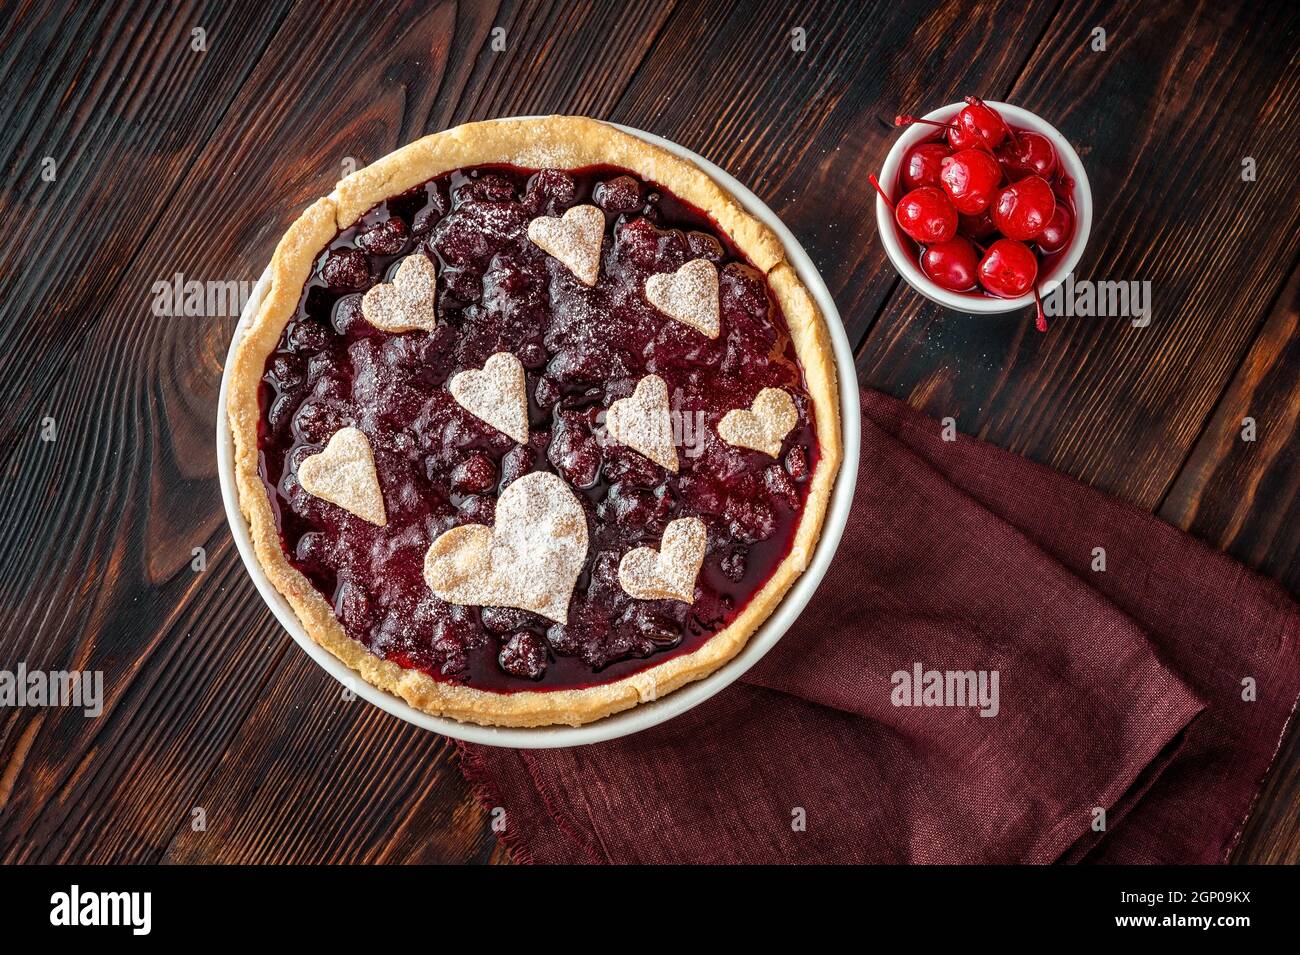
[226,116,842,728]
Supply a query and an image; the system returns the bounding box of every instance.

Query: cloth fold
[458,389,1300,864]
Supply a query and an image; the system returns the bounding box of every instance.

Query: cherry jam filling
[258,164,819,691]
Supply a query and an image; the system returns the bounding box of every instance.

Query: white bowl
[875,101,1092,314]
[217,120,860,748]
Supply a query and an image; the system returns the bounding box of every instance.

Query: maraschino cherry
[939,149,1002,214]
[996,130,1057,180]
[978,238,1038,298]
[882,96,1078,333]
[870,175,957,244]
[901,142,952,190]
[949,96,1010,150]
[1035,204,1072,254]
[958,209,998,240]
[991,175,1056,241]
[921,237,979,291]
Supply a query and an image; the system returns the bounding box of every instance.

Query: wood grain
[0,1,294,463]
[856,0,1300,507]
[0,0,1296,865]
[1158,262,1300,863]
[609,0,1062,348]
[0,0,677,864]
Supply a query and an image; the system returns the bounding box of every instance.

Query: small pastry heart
[718,387,797,458]
[527,204,604,286]
[361,253,437,332]
[645,259,720,338]
[618,518,707,603]
[423,471,588,624]
[298,427,387,526]
[449,352,529,444]
[606,374,678,473]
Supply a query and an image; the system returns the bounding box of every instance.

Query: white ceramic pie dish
[875,101,1092,314]
[216,119,860,748]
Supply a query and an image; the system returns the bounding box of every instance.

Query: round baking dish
[217,119,860,747]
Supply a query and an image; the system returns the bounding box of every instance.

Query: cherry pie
[228,117,841,726]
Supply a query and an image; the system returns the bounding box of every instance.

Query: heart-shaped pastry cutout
[298,427,387,526]
[361,253,437,332]
[423,471,588,624]
[606,374,678,473]
[718,387,797,458]
[527,204,604,286]
[449,352,529,444]
[618,518,707,603]
[645,259,720,338]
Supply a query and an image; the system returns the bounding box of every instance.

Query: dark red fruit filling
[258,164,819,692]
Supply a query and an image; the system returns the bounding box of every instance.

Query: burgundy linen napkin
[457,389,1300,864]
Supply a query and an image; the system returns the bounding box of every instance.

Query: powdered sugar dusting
[449,352,529,444]
[361,253,437,332]
[606,374,679,472]
[527,204,604,286]
[645,259,720,338]
[297,427,387,526]
[618,517,707,603]
[718,387,798,458]
[423,471,588,624]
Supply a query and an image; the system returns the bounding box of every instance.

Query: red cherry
[939,149,1003,215]
[978,239,1038,298]
[921,237,979,291]
[868,175,958,245]
[1035,203,1073,254]
[902,142,952,190]
[992,175,1056,241]
[958,210,998,240]
[1052,173,1075,202]
[948,97,1009,151]
[995,130,1057,181]
[895,186,958,243]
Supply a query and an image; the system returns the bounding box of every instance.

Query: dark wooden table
[1,0,1296,865]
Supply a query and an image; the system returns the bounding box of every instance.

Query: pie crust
[227,116,841,727]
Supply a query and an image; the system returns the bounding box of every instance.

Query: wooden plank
[0,0,678,864]
[0,0,294,461]
[608,0,1062,348]
[1159,262,1300,863]
[855,0,1300,509]
[3,0,1296,866]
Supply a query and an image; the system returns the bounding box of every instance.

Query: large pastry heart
[718,387,797,458]
[423,471,588,624]
[606,374,678,473]
[527,204,604,286]
[618,518,707,603]
[297,427,387,526]
[361,253,437,332]
[645,259,720,338]
[449,352,529,444]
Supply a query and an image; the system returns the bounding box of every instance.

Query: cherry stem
[966,94,1018,151]
[895,114,958,132]
[867,174,894,210]
[1033,282,1047,333]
